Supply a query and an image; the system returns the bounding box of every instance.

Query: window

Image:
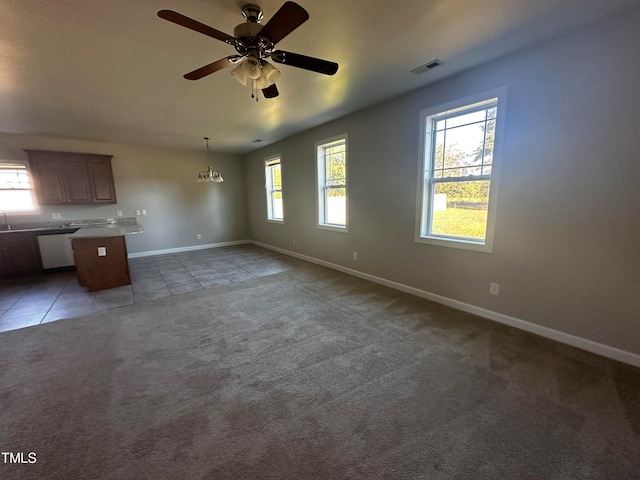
[416,88,506,252]
[265,156,283,222]
[316,135,348,231]
[0,163,36,212]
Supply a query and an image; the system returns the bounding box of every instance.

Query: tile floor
[0,244,297,333]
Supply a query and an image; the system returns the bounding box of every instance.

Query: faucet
[1,211,10,231]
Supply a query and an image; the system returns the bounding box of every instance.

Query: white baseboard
[252,240,640,368]
[128,240,250,258]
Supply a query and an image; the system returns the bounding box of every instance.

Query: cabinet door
[61,158,92,203]
[26,150,117,205]
[29,157,66,204]
[88,157,117,203]
[72,236,130,291]
[0,232,42,278]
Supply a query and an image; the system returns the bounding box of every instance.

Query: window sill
[317,224,349,233]
[267,219,284,224]
[415,235,493,253]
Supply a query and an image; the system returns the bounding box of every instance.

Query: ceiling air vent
[411,59,443,75]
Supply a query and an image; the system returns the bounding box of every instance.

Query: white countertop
[69,223,144,239]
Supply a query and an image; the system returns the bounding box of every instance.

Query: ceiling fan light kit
[242,56,263,80]
[230,63,248,86]
[158,2,338,99]
[257,61,281,88]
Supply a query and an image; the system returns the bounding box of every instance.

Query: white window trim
[264,155,284,223]
[0,160,40,214]
[415,86,508,253]
[315,134,349,233]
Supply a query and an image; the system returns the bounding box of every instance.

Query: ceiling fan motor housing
[233,22,273,58]
[233,22,262,41]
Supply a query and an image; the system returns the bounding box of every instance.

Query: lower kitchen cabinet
[71,236,131,291]
[0,232,43,278]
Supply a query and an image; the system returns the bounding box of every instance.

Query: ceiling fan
[157,1,339,99]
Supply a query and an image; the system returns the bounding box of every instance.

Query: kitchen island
[70,222,143,292]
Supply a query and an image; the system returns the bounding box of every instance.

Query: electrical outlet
[197,234,202,240]
[353,251,358,260]
[97,247,107,257]
[116,210,123,217]
[51,213,61,220]
[135,210,141,216]
[142,209,147,215]
[489,282,500,295]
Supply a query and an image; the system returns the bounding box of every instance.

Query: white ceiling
[0,0,637,154]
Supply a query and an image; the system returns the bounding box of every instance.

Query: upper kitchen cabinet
[87,156,117,203]
[25,150,117,205]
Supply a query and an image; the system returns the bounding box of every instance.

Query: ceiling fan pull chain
[251,79,259,101]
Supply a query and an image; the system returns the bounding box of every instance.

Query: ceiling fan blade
[157,10,234,44]
[258,2,309,45]
[184,56,240,80]
[271,50,338,75]
[262,84,279,98]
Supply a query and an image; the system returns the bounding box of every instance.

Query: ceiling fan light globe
[230,63,248,86]
[242,56,262,80]
[262,61,281,85]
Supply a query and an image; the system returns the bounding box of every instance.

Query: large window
[316,135,348,231]
[0,163,36,212]
[265,156,283,222]
[416,88,506,252]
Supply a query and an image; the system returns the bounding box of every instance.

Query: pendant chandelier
[197,137,224,183]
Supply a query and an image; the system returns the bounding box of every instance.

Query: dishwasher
[37,231,77,269]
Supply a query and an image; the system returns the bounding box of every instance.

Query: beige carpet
[1,260,639,479]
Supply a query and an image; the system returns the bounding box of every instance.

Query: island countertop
[69,223,144,239]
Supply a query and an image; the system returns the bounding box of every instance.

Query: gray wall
[244,10,640,355]
[0,133,248,254]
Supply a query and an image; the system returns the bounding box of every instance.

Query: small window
[0,163,36,212]
[265,156,283,222]
[416,88,506,252]
[316,135,348,231]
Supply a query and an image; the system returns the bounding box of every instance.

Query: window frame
[415,87,507,253]
[264,155,284,223]
[315,134,349,233]
[0,161,38,213]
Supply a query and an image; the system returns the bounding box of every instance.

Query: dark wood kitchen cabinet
[0,232,42,278]
[26,150,117,205]
[71,236,131,291]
